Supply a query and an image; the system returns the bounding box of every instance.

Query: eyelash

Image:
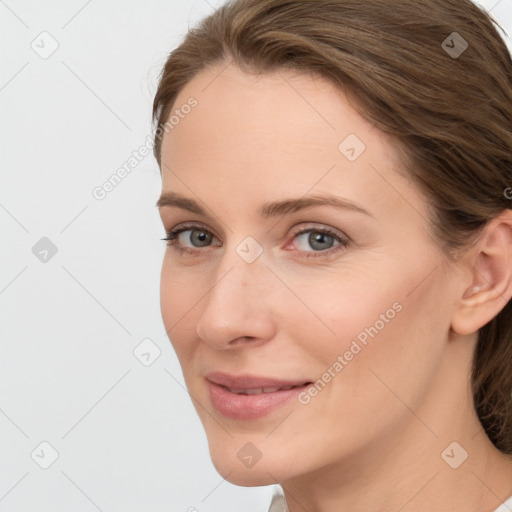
[161,222,349,259]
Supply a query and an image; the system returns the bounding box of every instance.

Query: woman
[152,0,512,510]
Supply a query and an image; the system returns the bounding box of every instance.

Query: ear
[451,209,512,336]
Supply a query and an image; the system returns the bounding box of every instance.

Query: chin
[207,439,295,487]
[219,468,278,487]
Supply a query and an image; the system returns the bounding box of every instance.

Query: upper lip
[205,371,311,390]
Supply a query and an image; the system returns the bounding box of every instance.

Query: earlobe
[451,211,512,336]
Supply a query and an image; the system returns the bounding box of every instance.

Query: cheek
[292,248,445,361]
[298,266,448,431]
[293,255,441,376]
[284,267,404,362]
[160,255,207,320]
[160,258,204,359]
[160,258,180,329]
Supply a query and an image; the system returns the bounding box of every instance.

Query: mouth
[218,383,310,395]
[204,372,313,420]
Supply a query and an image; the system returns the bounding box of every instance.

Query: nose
[195,252,276,350]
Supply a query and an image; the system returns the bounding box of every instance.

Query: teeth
[229,385,299,395]
[245,388,263,395]
[229,388,261,394]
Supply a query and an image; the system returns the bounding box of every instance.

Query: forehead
[164,63,387,162]
[165,62,375,159]
[159,62,425,224]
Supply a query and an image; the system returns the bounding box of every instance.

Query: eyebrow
[156,192,374,218]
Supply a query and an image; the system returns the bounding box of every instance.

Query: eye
[161,222,220,255]
[161,222,349,258]
[285,225,349,258]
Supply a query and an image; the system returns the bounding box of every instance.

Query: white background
[1,1,511,511]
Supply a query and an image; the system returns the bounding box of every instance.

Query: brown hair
[152,0,512,453]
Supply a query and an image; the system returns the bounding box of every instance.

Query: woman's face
[158,62,466,485]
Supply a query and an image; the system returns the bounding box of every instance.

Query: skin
[157,61,512,512]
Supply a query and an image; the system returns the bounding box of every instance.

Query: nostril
[229,336,258,345]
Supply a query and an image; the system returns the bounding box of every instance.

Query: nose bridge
[206,244,266,315]
[211,234,268,301]
[195,241,275,347]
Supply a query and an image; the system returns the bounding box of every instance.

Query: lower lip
[207,381,309,420]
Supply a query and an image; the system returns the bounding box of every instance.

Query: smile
[226,384,304,395]
[205,372,312,420]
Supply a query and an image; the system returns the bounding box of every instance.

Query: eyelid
[165,221,348,239]
[287,223,349,242]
